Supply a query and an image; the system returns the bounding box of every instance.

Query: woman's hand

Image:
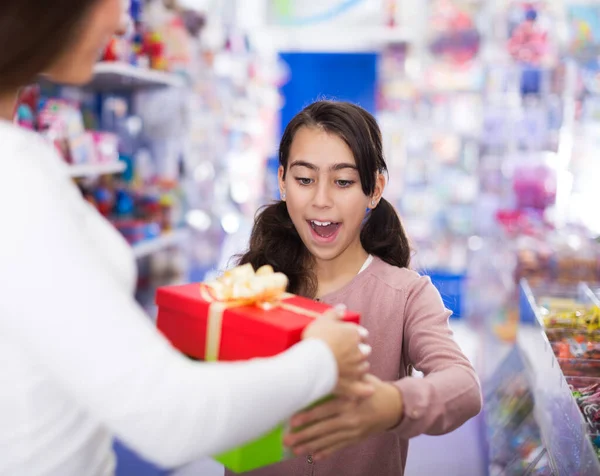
[284,375,404,461]
[302,306,373,400]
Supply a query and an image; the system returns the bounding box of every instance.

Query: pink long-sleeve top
[231,256,482,476]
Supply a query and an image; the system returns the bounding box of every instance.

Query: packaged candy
[568,377,600,455]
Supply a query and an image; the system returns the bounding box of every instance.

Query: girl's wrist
[382,382,404,429]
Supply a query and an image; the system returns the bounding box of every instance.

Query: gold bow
[201,264,289,309]
[200,264,322,361]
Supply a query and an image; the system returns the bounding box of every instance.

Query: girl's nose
[312,182,334,209]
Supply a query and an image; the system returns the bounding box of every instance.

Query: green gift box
[214,395,335,473]
[215,424,286,473]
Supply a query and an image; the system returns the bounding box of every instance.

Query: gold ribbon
[201,264,323,361]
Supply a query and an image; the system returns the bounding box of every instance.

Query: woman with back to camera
[0,1,374,475]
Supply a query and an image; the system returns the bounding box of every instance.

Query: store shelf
[132,229,190,259]
[87,62,186,90]
[251,27,413,52]
[68,161,126,178]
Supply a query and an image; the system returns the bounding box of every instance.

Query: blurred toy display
[377,1,486,276]
[506,1,559,96]
[423,0,485,92]
[183,26,287,280]
[10,1,208,316]
[567,3,600,66]
[14,88,121,168]
[375,0,600,333]
[378,92,482,274]
[507,3,553,67]
[14,85,40,130]
[377,44,415,112]
[79,177,185,243]
[101,0,195,76]
[428,0,481,66]
[15,84,189,249]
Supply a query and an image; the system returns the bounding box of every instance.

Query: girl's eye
[296,177,313,186]
[336,180,355,188]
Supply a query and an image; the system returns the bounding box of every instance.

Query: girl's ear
[278,165,286,200]
[370,173,386,208]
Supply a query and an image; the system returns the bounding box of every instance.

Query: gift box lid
[156,283,360,343]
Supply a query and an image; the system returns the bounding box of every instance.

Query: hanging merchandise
[507,4,550,66]
[506,1,558,96]
[378,89,483,278]
[428,0,481,66]
[424,0,484,92]
[511,156,557,211]
[15,90,121,169]
[100,0,194,77]
[377,44,416,113]
[180,23,288,280]
[103,0,143,65]
[581,59,600,95]
[384,0,401,28]
[567,3,600,65]
[144,0,195,75]
[14,85,39,130]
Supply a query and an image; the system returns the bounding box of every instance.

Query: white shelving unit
[251,27,413,52]
[87,62,186,90]
[68,161,126,178]
[53,63,190,259]
[132,228,190,259]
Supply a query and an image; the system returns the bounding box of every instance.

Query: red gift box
[156,283,360,361]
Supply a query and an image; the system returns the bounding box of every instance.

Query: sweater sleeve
[0,139,338,468]
[391,276,482,438]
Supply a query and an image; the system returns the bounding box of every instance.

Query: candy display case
[516,279,600,474]
[483,347,554,475]
[522,279,600,377]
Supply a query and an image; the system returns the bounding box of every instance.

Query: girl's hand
[284,375,403,461]
[302,306,374,399]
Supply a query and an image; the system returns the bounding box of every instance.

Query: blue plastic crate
[423,270,465,319]
[114,440,168,476]
[519,279,538,324]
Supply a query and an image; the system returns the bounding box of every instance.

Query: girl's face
[45,0,124,85]
[279,126,384,264]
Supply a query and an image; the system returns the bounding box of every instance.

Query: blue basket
[519,280,538,324]
[423,270,465,319]
[114,440,168,476]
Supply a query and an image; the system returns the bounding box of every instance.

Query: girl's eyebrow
[289,160,358,172]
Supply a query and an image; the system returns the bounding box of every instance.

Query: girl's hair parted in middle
[238,100,411,297]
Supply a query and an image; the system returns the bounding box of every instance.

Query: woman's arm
[0,144,340,468]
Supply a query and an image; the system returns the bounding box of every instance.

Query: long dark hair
[238,100,411,297]
[0,0,98,94]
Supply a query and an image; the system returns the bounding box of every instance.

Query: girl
[0,2,371,475]
[237,100,482,476]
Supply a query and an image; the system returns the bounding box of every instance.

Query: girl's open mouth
[308,220,341,243]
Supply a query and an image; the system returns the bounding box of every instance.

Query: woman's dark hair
[238,100,411,297]
[0,0,97,93]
